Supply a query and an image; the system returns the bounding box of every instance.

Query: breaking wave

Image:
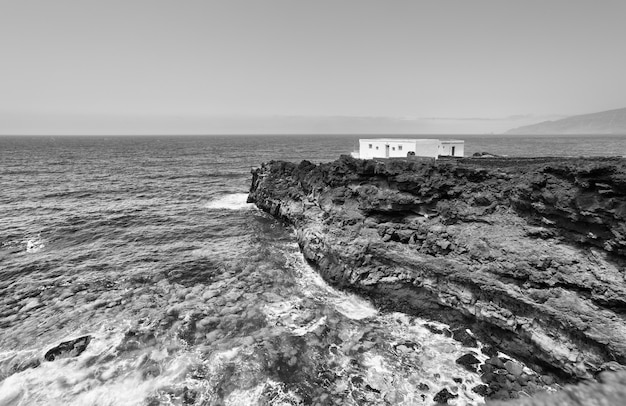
[25,234,45,253]
[204,193,255,211]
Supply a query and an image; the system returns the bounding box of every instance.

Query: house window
[392,147,396,151]
[369,144,373,149]
[398,145,403,151]
[375,146,379,150]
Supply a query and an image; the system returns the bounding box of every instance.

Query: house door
[385,144,390,158]
[451,146,456,156]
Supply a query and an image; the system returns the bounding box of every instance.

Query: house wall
[359,139,440,159]
[413,139,441,158]
[438,141,465,157]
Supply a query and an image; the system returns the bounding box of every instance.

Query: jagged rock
[472,384,490,396]
[44,335,91,361]
[482,345,499,357]
[248,155,626,400]
[456,353,481,372]
[433,388,458,403]
[452,327,478,347]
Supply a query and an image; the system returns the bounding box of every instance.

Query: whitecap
[225,379,301,406]
[205,193,255,211]
[291,316,327,336]
[25,234,45,253]
[224,382,266,406]
[0,322,225,406]
[332,295,378,320]
[285,250,378,320]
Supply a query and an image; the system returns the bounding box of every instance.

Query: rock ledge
[248,155,626,401]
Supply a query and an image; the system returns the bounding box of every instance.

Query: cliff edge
[248,155,626,402]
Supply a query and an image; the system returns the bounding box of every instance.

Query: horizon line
[0,132,511,137]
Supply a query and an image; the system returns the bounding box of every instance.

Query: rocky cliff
[248,155,626,401]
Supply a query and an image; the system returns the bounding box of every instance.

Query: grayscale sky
[1,0,625,134]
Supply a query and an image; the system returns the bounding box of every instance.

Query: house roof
[359,138,440,143]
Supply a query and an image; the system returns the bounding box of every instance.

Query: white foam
[332,295,378,320]
[0,323,220,406]
[223,379,303,406]
[372,313,488,405]
[286,251,378,320]
[25,234,45,253]
[291,316,327,336]
[276,247,494,404]
[205,193,255,211]
[224,382,266,406]
[361,354,389,374]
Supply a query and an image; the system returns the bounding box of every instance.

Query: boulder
[456,353,481,372]
[433,388,457,404]
[44,335,91,361]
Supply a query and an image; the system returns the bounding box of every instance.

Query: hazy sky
[1,0,625,134]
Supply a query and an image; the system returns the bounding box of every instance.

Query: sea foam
[205,193,255,211]
[25,234,45,253]
[286,249,378,320]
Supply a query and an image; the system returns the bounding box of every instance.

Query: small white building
[352,138,464,159]
[438,140,465,158]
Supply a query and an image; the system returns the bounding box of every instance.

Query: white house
[352,138,464,159]
[438,140,465,158]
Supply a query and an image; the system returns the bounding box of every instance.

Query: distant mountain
[506,107,626,135]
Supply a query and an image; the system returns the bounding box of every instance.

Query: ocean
[1,134,625,406]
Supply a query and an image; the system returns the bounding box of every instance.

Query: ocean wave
[0,234,46,254]
[25,234,45,253]
[204,193,255,211]
[169,171,245,179]
[0,322,224,406]
[263,298,328,337]
[285,249,378,320]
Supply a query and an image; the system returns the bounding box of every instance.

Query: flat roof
[359,138,439,143]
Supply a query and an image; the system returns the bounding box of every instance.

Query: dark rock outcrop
[248,155,626,399]
[433,388,458,403]
[456,353,481,372]
[44,335,91,361]
[488,369,626,406]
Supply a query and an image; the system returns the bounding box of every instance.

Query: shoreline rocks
[248,155,626,401]
[44,335,92,361]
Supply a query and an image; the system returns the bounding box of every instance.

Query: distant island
[506,107,626,135]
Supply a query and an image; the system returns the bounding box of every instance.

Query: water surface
[1,134,623,405]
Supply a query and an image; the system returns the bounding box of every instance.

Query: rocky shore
[248,155,626,402]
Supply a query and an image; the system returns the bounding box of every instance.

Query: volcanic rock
[248,155,626,399]
[44,335,91,361]
[452,327,477,347]
[456,353,481,372]
[505,360,524,377]
[489,370,626,406]
[433,388,458,404]
[472,384,490,396]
